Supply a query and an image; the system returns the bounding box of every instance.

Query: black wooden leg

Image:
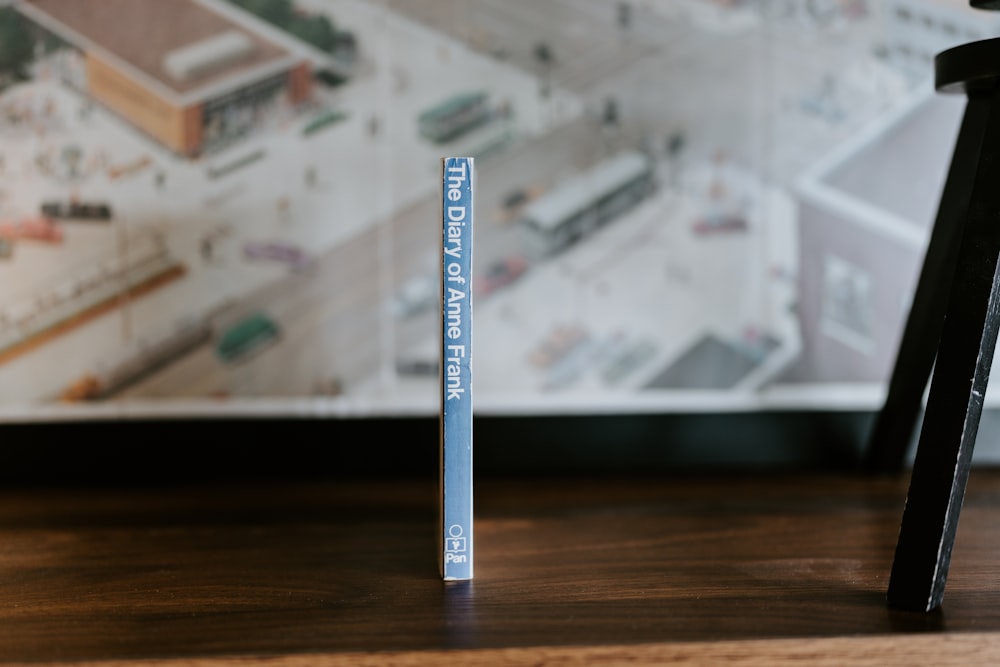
[865,98,988,473]
[887,86,1000,612]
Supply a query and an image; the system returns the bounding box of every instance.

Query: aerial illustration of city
[0,0,993,420]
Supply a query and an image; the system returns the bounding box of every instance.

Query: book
[440,156,474,581]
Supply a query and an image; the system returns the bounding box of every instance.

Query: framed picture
[0,0,991,449]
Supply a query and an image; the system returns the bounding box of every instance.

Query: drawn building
[17,0,318,156]
[783,88,964,384]
[885,0,1000,80]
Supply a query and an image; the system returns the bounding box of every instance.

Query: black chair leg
[864,96,987,473]
[886,79,1000,611]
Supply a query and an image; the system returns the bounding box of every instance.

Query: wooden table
[3,471,1000,665]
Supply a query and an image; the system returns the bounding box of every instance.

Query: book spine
[440,156,474,581]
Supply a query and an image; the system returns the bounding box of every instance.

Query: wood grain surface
[2,472,1000,665]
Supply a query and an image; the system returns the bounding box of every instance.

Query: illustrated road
[117,116,622,399]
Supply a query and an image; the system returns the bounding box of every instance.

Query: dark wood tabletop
[3,471,1000,665]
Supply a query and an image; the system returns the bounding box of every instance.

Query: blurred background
[1,0,996,469]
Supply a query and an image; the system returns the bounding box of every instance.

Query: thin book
[439,156,474,581]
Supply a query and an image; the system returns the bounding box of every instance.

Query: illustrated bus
[417,91,491,143]
[518,150,655,256]
[40,200,113,221]
[215,312,280,362]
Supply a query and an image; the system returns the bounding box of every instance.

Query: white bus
[518,150,654,256]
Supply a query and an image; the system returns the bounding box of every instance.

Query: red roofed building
[18,0,316,156]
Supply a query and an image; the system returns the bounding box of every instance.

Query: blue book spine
[440,156,474,581]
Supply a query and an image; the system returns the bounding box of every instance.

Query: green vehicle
[302,110,348,136]
[216,313,280,362]
[417,91,491,143]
